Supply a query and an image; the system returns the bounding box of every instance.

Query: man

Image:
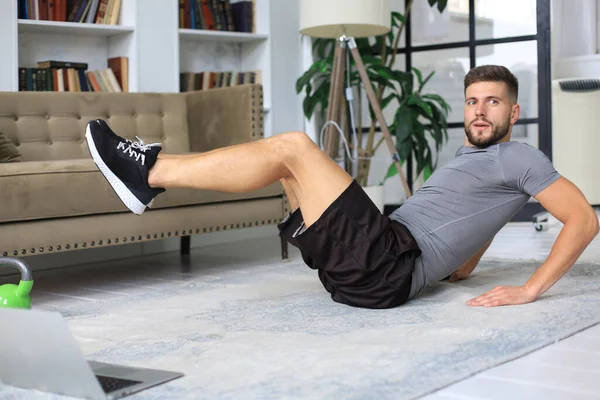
[85,65,598,310]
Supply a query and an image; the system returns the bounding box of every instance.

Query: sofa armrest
[186,84,264,152]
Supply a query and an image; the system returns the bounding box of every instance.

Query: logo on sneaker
[117,136,159,166]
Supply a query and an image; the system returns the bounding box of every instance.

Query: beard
[464,116,510,148]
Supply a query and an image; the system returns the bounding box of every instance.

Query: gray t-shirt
[389,141,561,299]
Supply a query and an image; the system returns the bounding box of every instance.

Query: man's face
[463,81,519,148]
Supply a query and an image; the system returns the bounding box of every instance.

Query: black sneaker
[93,120,161,209]
[85,119,165,215]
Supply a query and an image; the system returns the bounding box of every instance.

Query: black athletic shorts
[277,180,421,309]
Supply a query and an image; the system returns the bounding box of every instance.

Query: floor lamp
[299,0,412,197]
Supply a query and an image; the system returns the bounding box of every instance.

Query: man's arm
[468,177,599,307]
[524,176,599,296]
[449,238,494,282]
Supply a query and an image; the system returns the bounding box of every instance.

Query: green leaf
[426,106,444,147]
[380,93,398,110]
[391,11,405,26]
[422,94,451,114]
[394,107,414,143]
[397,138,412,162]
[419,71,435,93]
[304,80,312,98]
[412,67,423,87]
[383,161,402,183]
[409,94,433,118]
[302,96,316,121]
[373,36,386,56]
[303,84,329,120]
[387,29,395,45]
[365,71,389,88]
[313,38,334,59]
[354,38,373,56]
[368,64,395,81]
[295,70,312,94]
[361,55,385,66]
[424,0,448,14]
[295,58,332,93]
[395,70,413,95]
[437,0,448,13]
[413,124,429,175]
[423,163,432,181]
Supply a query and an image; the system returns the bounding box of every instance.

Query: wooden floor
[422,213,600,400]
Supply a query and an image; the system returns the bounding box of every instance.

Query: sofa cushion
[0,132,23,163]
[0,158,283,223]
[0,91,190,162]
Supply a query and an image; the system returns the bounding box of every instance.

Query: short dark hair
[464,65,519,103]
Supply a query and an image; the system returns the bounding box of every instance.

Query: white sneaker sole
[85,124,146,215]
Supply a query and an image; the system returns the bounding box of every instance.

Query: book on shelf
[179,0,255,33]
[107,56,128,92]
[18,57,128,93]
[179,70,261,92]
[18,0,122,25]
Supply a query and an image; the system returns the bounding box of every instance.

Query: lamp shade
[299,0,392,39]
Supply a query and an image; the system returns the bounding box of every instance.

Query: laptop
[0,308,184,399]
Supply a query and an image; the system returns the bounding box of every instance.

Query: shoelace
[128,136,161,152]
[117,136,162,166]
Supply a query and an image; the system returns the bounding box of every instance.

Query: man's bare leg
[148,132,352,227]
[158,153,302,213]
[279,177,300,212]
[160,155,303,213]
[277,177,300,261]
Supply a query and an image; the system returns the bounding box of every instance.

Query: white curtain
[556,0,597,58]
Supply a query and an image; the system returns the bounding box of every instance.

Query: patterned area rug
[1,248,599,400]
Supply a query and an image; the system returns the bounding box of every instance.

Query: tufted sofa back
[0,91,191,162]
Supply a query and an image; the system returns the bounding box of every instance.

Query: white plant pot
[362,184,385,213]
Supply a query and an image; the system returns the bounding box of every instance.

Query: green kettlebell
[0,257,34,309]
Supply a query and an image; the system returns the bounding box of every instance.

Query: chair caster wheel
[532,211,551,232]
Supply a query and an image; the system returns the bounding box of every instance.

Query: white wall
[269,0,305,135]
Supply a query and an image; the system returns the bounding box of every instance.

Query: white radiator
[552,78,600,205]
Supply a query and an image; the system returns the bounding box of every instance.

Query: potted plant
[296,0,451,208]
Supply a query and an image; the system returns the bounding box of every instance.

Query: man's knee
[273,132,320,177]
[278,131,318,153]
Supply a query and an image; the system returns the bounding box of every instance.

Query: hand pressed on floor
[467,285,538,307]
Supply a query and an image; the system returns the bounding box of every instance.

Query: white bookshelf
[18,19,135,36]
[0,0,273,135]
[179,29,268,43]
[177,0,272,134]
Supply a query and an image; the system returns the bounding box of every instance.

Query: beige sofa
[0,84,289,260]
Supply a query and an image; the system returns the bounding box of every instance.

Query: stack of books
[18,0,122,25]
[19,57,128,92]
[178,0,255,33]
[179,69,261,92]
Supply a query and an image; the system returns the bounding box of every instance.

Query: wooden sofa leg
[280,232,289,261]
[181,235,191,255]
